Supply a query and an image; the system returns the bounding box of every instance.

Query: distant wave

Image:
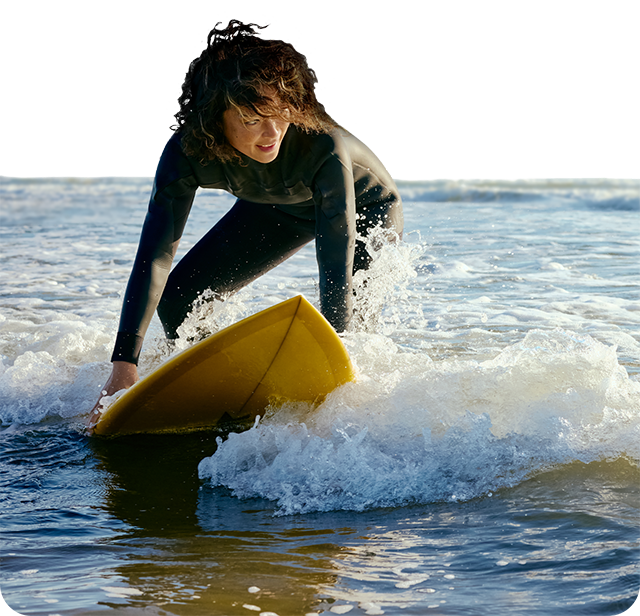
[581,194,640,211]
[397,179,640,210]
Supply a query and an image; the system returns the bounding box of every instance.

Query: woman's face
[222,107,290,163]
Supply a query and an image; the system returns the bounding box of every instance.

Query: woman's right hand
[86,361,139,433]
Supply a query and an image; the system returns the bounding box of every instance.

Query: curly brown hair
[173,20,338,163]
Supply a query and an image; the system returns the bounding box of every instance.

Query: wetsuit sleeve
[111,134,199,364]
[313,152,357,332]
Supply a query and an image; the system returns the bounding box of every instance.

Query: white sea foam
[199,328,640,515]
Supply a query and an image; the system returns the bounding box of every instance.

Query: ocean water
[0,176,638,615]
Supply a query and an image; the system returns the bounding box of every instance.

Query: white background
[1,0,638,180]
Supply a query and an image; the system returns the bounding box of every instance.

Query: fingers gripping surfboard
[93,296,356,436]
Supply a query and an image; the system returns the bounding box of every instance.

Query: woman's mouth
[257,144,276,152]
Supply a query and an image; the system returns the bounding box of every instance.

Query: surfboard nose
[93,296,355,436]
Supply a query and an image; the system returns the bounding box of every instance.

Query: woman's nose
[262,119,279,137]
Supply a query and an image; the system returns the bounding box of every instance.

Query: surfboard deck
[93,296,355,436]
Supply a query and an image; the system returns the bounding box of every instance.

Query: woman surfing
[88,20,403,430]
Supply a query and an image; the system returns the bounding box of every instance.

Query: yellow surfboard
[93,296,355,436]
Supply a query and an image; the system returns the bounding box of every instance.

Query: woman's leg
[157,200,315,337]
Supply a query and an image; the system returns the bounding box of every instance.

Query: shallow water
[1,177,639,615]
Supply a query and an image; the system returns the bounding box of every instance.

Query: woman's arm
[88,135,198,429]
[111,134,200,364]
[313,151,357,332]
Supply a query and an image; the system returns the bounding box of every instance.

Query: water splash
[199,329,640,515]
[351,228,425,336]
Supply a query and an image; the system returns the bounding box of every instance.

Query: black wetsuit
[112,125,403,364]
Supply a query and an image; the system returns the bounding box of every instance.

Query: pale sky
[1,0,638,180]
